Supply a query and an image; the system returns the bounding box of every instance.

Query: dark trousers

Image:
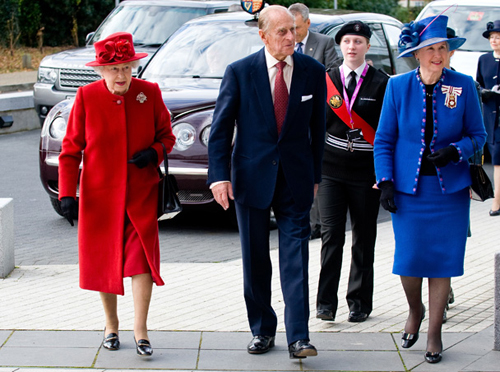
[235,167,311,345]
[316,176,380,317]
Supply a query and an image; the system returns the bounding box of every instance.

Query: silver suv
[33,0,238,124]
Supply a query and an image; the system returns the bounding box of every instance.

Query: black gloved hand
[481,89,496,102]
[378,181,397,213]
[60,197,77,227]
[426,145,459,168]
[128,148,158,169]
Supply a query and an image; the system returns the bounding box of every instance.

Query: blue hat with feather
[397,15,466,58]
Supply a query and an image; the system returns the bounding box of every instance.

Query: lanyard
[340,64,369,127]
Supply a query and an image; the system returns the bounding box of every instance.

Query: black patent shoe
[288,339,318,359]
[401,304,425,349]
[103,331,120,351]
[425,350,442,363]
[247,335,275,354]
[135,337,153,356]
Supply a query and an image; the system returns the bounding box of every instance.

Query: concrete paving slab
[197,349,302,371]
[311,332,397,351]
[200,331,286,350]
[150,330,201,349]
[0,332,11,346]
[296,350,405,371]
[94,347,199,369]
[447,327,495,356]
[463,350,500,371]
[0,346,97,367]
[5,330,103,348]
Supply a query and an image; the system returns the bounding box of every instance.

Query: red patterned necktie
[274,61,289,135]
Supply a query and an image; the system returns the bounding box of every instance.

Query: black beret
[335,21,372,44]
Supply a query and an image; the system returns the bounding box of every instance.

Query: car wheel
[50,197,78,219]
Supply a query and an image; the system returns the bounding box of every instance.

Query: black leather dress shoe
[247,335,275,354]
[288,340,318,359]
[348,311,368,323]
[489,209,500,216]
[316,309,335,321]
[103,332,120,351]
[135,337,153,356]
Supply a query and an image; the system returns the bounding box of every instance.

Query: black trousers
[316,175,380,317]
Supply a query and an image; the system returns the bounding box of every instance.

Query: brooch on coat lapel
[441,85,462,109]
[136,92,147,103]
[329,95,343,108]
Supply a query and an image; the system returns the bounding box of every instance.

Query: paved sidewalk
[1,177,499,370]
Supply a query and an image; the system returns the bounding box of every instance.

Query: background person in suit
[476,20,500,216]
[288,2,340,240]
[315,21,388,323]
[208,5,326,360]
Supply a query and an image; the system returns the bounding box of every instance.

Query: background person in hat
[58,31,176,357]
[315,20,388,324]
[476,20,500,216]
[374,15,486,363]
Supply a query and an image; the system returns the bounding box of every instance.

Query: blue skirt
[392,176,470,278]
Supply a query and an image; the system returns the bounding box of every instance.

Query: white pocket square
[301,95,313,102]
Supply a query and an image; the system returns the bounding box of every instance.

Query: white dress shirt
[340,61,367,88]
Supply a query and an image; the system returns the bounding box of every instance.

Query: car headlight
[49,116,68,140]
[201,125,211,147]
[172,123,196,151]
[38,67,58,84]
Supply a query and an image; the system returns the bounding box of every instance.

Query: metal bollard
[0,198,14,278]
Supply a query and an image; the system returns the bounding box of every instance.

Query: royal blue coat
[374,68,486,195]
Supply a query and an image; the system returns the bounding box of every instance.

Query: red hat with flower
[86,32,147,66]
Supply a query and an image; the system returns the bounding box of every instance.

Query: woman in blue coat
[476,20,500,215]
[374,15,486,364]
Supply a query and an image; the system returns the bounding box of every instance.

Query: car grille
[59,68,101,89]
[178,190,213,203]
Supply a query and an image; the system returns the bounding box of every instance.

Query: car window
[142,21,263,81]
[418,5,500,52]
[91,5,208,47]
[383,23,419,74]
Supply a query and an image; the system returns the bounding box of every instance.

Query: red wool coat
[59,78,176,295]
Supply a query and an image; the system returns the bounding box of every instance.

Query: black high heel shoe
[103,328,120,351]
[401,304,425,349]
[425,342,443,363]
[134,336,153,356]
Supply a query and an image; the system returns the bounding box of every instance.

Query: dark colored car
[33,0,239,124]
[39,9,417,218]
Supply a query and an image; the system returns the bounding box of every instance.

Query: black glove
[426,145,459,168]
[128,148,158,169]
[60,197,77,227]
[378,181,397,213]
[481,89,496,102]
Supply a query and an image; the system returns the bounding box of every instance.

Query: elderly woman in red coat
[58,32,175,357]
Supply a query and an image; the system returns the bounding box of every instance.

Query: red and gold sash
[325,72,375,145]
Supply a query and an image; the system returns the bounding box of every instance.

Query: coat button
[272,160,277,166]
[117,100,122,105]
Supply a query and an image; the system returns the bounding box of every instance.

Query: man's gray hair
[258,5,294,33]
[288,3,309,21]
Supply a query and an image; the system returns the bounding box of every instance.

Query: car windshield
[91,5,208,47]
[142,19,263,81]
[419,5,500,52]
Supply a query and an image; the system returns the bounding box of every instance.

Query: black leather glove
[426,145,459,168]
[128,148,158,169]
[60,197,77,227]
[481,89,496,102]
[378,181,397,213]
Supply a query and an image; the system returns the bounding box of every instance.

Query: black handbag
[157,143,182,220]
[469,137,494,202]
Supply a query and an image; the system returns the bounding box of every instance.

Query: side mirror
[85,32,95,45]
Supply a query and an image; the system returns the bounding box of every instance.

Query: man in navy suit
[208,5,326,359]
